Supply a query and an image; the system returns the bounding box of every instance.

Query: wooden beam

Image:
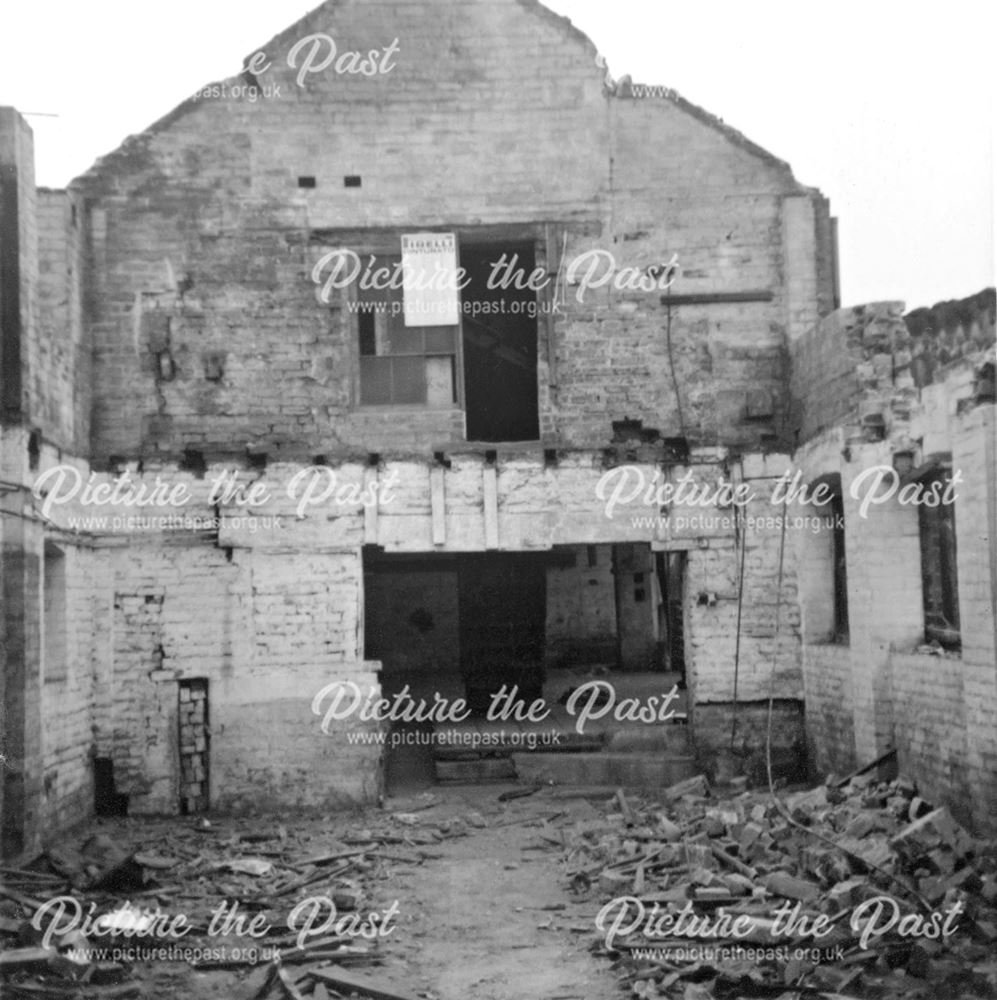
[430,465,446,546]
[483,466,499,549]
[310,965,423,1000]
[660,290,774,306]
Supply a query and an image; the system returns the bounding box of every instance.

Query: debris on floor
[0,798,464,1000]
[3,778,995,999]
[557,773,997,999]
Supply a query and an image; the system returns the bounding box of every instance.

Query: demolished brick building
[1,0,994,858]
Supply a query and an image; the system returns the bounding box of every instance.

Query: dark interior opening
[919,469,961,650]
[363,542,685,791]
[460,243,540,442]
[829,488,849,641]
[457,552,547,713]
[363,549,547,717]
[94,757,129,817]
[658,550,687,683]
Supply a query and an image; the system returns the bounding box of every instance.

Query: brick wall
[889,650,968,813]
[39,539,101,834]
[0,107,38,426]
[789,302,903,442]
[683,455,803,707]
[94,541,380,814]
[801,643,855,775]
[792,298,996,831]
[692,702,808,785]
[2,112,99,855]
[6,0,846,843]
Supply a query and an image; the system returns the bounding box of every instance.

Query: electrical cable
[664,291,686,439]
[729,510,746,748]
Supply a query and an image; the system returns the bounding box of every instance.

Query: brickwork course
[0,0,994,857]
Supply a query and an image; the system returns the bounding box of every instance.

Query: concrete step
[436,757,516,782]
[604,724,691,754]
[510,751,699,790]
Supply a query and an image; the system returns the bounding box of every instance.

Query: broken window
[356,259,459,406]
[460,243,540,442]
[800,474,848,645]
[918,469,960,650]
[348,236,540,441]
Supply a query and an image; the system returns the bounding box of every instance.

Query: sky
[1,0,992,310]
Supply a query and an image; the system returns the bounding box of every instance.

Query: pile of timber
[0,799,455,1000]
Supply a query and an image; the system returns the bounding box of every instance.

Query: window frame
[914,462,961,650]
[828,484,849,644]
[313,223,574,417]
[42,540,68,684]
[346,244,466,413]
[804,472,849,646]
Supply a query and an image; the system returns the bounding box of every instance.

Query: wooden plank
[544,224,560,388]
[363,467,379,544]
[435,758,515,782]
[310,964,423,1000]
[430,465,446,546]
[833,748,898,788]
[482,465,498,549]
[659,290,774,306]
[0,946,52,967]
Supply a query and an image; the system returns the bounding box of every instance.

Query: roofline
[70,0,802,191]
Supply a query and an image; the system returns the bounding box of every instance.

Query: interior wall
[613,543,660,670]
[545,544,617,667]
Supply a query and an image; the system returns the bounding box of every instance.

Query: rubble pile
[563,774,997,999]
[0,799,456,1000]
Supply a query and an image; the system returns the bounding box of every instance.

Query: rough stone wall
[70,0,828,465]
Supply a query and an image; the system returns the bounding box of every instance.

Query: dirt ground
[385,786,617,1000]
[157,784,619,999]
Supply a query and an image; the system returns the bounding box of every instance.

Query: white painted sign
[400,233,461,327]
